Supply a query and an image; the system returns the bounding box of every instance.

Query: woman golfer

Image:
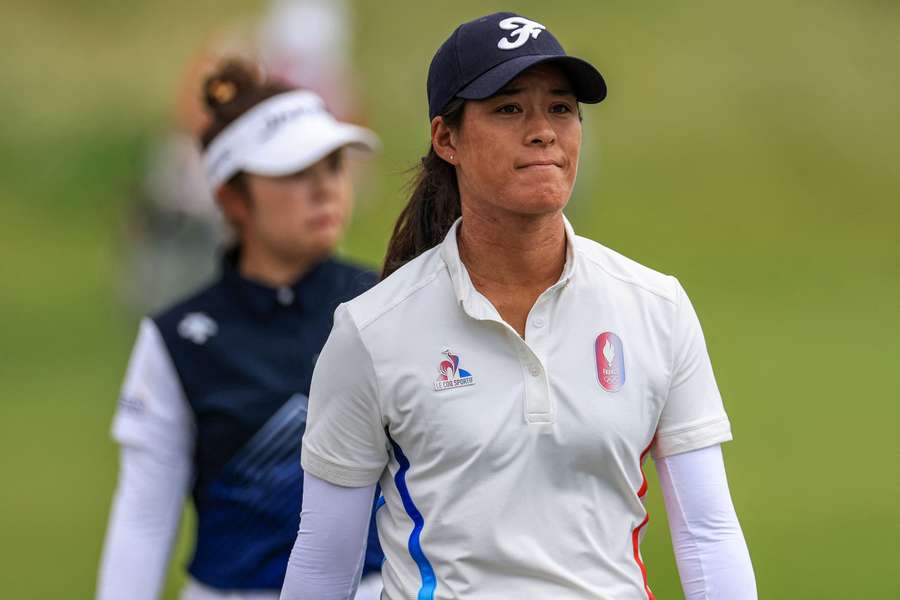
[280,12,757,600]
[98,61,384,600]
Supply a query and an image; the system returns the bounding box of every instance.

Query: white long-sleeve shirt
[658,444,757,598]
[98,319,194,600]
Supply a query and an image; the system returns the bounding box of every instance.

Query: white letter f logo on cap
[497,17,546,50]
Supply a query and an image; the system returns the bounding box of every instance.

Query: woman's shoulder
[573,234,679,305]
[338,245,447,331]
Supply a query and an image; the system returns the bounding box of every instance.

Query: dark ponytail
[382,98,466,279]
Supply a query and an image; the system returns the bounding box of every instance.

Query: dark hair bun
[199,58,293,150]
[202,60,261,123]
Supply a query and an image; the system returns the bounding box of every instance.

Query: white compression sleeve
[279,473,378,600]
[655,444,757,600]
[97,446,191,600]
[98,320,194,600]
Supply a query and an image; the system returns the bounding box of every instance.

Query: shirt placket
[463,282,565,425]
[519,281,566,424]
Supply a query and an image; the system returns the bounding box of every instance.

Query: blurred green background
[1,0,899,597]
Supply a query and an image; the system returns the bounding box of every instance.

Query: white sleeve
[97,319,195,600]
[300,304,389,487]
[280,473,379,600]
[656,444,757,600]
[97,447,192,600]
[652,280,733,459]
[110,318,194,456]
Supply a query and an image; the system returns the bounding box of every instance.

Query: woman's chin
[501,180,572,214]
[502,192,571,216]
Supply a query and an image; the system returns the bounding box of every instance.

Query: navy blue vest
[153,253,383,590]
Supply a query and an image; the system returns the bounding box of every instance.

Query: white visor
[203,90,379,190]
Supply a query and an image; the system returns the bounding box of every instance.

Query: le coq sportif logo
[497,16,546,50]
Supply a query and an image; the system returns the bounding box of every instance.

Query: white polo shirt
[301,216,732,600]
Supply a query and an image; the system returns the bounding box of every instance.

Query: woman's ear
[431,116,458,165]
[214,182,250,230]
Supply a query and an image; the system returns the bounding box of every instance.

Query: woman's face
[450,63,582,217]
[237,150,353,264]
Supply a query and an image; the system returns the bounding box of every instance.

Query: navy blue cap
[427,12,607,120]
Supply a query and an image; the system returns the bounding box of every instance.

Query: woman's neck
[456,206,567,337]
[457,207,567,289]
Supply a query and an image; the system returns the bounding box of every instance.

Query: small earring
[449,153,454,162]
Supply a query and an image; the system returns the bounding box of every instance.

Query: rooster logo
[437,349,472,381]
[434,348,475,391]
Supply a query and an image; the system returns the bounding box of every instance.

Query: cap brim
[243,118,380,178]
[457,54,607,104]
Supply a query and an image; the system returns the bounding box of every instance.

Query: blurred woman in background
[98,60,384,600]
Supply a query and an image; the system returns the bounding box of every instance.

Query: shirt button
[528,364,541,377]
[276,286,294,306]
[533,317,545,328]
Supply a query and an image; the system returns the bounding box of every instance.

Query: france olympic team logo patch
[433,348,475,391]
[595,332,625,392]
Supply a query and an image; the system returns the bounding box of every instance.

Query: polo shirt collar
[439,214,577,318]
[221,248,336,315]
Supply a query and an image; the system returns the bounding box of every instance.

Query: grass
[1,1,898,597]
